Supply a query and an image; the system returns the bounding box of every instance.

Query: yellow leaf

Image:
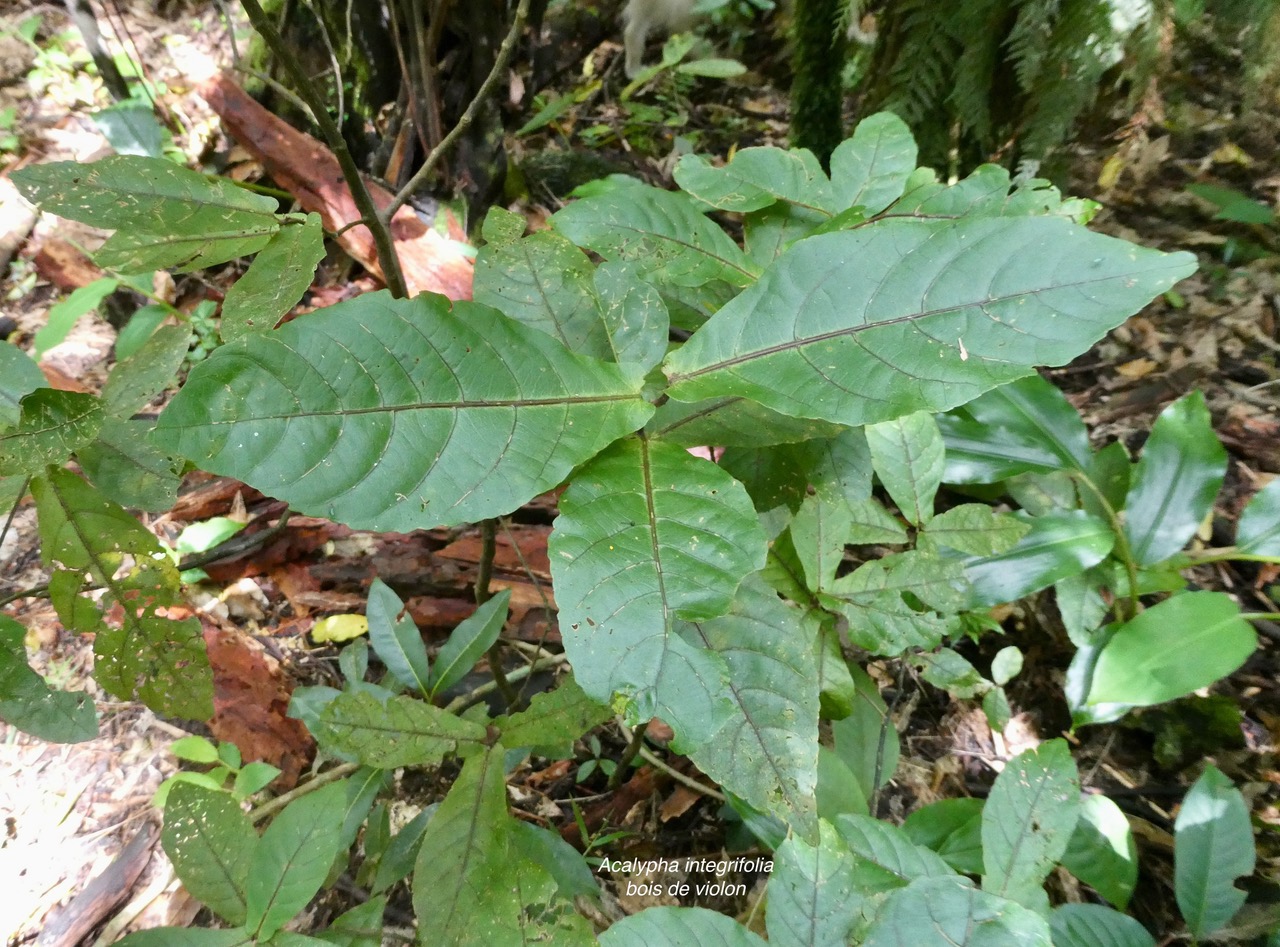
[311,613,369,642]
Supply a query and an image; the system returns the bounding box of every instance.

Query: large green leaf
[496,675,611,750]
[1050,904,1155,947]
[648,396,846,448]
[865,411,944,525]
[220,213,325,341]
[828,112,918,215]
[365,578,431,695]
[0,341,44,428]
[825,551,966,655]
[116,929,254,947]
[681,577,820,835]
[1085,592,1256,709]
[919,504,1030,556]
[601,907,768,947]
[550,437,766,749]
[316,692,489,768]
[981,739,1080,911]
[78,418,183,512]
[162,783,258,926]
[153,292,652,532]
[246,780,349,939]
[1237,478,1280,556]
[835,814,957,890]
[674,147,834,214]
[0,614,97,742]
[1124,392,1226,566]
[863,877,1052,946]
[12,157,280,273]
[1175,765,1255,938]
[948,375,1090,473]
[664,219,1194,427]
[32,467,211,718]
[1059,794,1137,909]
[962,511,1113,607]
[767,821,861,947]
[0,389,103,476]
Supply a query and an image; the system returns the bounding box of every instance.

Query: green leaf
[153,292,652,532]
[981,739,1080,911]
[593,261,671,373]
[674,147,833,214]
[552,184,760,289]
[320,895,385,947]
[34,277,119,358]
[13,157,280,273]
[1055,571,1109,647]
[825,551,966,655]
[550,437,766,750]
[246,780,349,939]
[115,304,169,360]
[865,411,945,525]
[77,419,183,512]
[816,618,857,719]
[828,112,918,215]
[497,675,610,750]
[162,782,258,925]
[1237,478,1280,556]
[817,744,870,820]
[101,324,192,416]
[744,203,828,264]
[914,648,987,699]
[962,511,1113,607]
[371,806,434,895]
[93,101,166,157]
[33,467,211,718]
[790,492,851,592]
[767,820,861,947]
[221,213,325,341]
[601,907,768,946]
[681,576,820,836]
[0,341,45,427]
[365,578,430,695]
[937,415,1066,484]
[845,497,909,545]
[316,692,488,768]
[1085,592,1256,708]
[429,590,510,697]
[648,396,845,447]
[0,389,103,475]
[991,647,1022,686]
[1050,904,1155,947]
[170,734,219,763]
[509,820,600,899]
[920,505,1030,556]
[1187,182,1276,225]
[1083,441,1131,520]
[664,219,1196,427]
[116,928,255,947]
[952,375,1091,473]
[0,614,97,742]
[720,441,814,520]
[234,762,281,798]
[863,876,1052,946]
[834,814,957,890]
[903,798,985,875]
[1124,392,1226,566]
[831,665,899,801]
[1059,794,1138,909]
[1176,765,1255,938]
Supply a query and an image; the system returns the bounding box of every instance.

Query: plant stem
[380,0,531,223]
[248,761,360,824]
[1070,471,1141,621]
[474,518,518,711]
[238,0,408,299]
[614,720,726,801]
[442,653,565,714]
[610,722,646,790]
[1241,612,1280,622]
[1176,548,1280,567]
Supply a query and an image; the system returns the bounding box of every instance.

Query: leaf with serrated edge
[601,907,768,947]
[101,325,192,417]
[317,692,488,769]
[828,112,918,215]
[153,292,652,532]
[0,390,102,476]
[1050,904,1155,947]
[664,218,1196,427]
[365,578,431,694]
[221,213,325,341]
[162,783,257,925]
[429,590,510,696]
[767,821,861,947]
[497,675,610,750]
[920,504,1030,556]
[865,411,944,526]
[674,147,834,214]
[682,576,819,835]
[982,739,1080,911]
[1176,765,1254,938]
[550,437,766,750]
[863,876,1053,946]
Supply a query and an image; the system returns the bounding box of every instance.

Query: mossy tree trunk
[790,0,845,168]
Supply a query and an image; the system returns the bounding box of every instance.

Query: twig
[609,721,646,790]
[475,518,518,711]
[869,662,905,817]
[442,653,566,714]
[248,761,360,824]
[239,0,408,298]
[614,719,726,802]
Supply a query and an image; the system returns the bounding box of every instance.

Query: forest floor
[2,1,1280,943]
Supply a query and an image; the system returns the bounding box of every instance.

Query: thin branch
[476,518,518,711]
[248,762,360,823]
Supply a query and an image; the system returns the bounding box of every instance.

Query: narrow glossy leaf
[828,112,918,215]
[957,375,1091,470]
[1237,478,1280,556]
[221,213,325,341]
[863,876,1052,946]
[162,782,257,925]
[791,492,851,592]
[496,675,611,750]
[1060,794,1138,909]
[674,147,833,213]
[664,219,1196,427]
[1008,469,1078,515]
[365,578,430,694]
[938,415,1066,483]
[153,292,653,532]
[1125,392,1226,565]
[33,467,211,718]
[846,497,909,545]
[962,511,1113,607]
[115,304,169,360]
[835,814,957,890]
[429,590,510,696]
[510,820,599,900]
[831,665,899,801]
[903,798,985,875]
[594,260,670,373]
[682,576,820,835]
[33,277,119,358]
[648,395,845,447]
[767,821,861,947]
[316,692,488,768]
[982,739,1080,910]
[0,390,102,475]
[1176,765,1255,938]
[0,615,97,742]
[550,437,766,749]
[552,184,760,288]
[1086,592,1255,708]
[246,780,349,939]
[371,806,435,895]
[1084,441,1131,519]
[321,895,386,947]
[102,325,192,418]
[816,617,857,719]
[0,341,44,427]
[601,907,768,946]
[920,505,1030,556]
[1050,904,1155,947]
[866,411,944,525]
